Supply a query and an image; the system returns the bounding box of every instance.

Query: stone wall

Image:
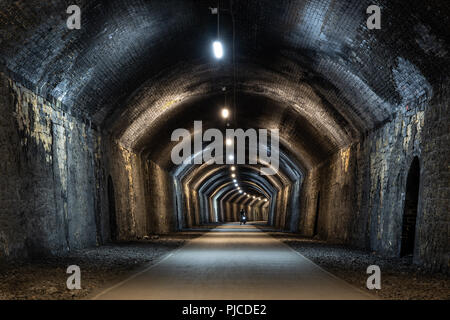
[417,80,449,273]
[143,159,177,234]
[299,145,358,241]
[0,73,101,259]
[104,142,145,240]
[299,80,449,273]
[88,133,181,240]
[354,80,449,273]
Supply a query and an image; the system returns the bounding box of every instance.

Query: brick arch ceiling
[1,0,448,154]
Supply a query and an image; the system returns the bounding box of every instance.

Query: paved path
[93,223,373,300]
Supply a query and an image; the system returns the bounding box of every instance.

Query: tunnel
[0,0,448,301]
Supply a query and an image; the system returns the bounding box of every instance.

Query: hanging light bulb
[221,108,230,119]
[213,41,223,59]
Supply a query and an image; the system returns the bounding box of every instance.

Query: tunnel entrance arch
[108,175,118,241]
[400,157,420,257]
[313,192,320,237]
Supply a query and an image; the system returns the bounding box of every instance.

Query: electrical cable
[230,0,237,128]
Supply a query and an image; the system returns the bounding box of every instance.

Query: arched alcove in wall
[400,157,421,257]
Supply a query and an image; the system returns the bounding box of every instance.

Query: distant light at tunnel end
[213,40,224,59]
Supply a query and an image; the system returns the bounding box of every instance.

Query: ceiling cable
[230,0,237,128]
[217,0,220,39]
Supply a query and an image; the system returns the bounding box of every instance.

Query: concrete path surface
[92,223,374,300]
